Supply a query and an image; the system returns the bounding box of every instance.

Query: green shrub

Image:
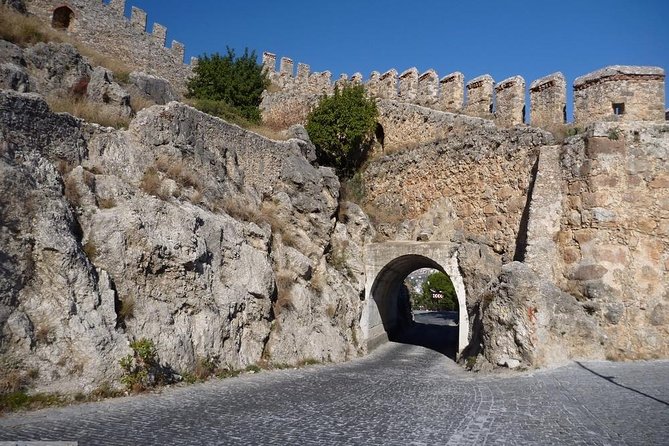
[186,48,268,123]
[216,368,241,379]
[245,364,261,373]
[0,391,68,413]
[411,271,458,311]
[607,128,620,140]
[305,85,378,178]
[119,338,171,392]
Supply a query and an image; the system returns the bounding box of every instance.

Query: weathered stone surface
[0,98,128,392]
[471,262,603,368]
[128,71,177,105]
[22,42,90,95]
[530,72,566,130]
[1,40,135,122]
[494,75,525,127]
[0,91,369,392]
[574,65,665,125]
[1,0,26,13]
[556,121,669,359]
[87,67,131,116]
[0,62,31,92]
[0,40,25,65]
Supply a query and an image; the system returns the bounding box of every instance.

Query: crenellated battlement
[24,0,193,93]
[573,66,665,124]
[261,52,666,131]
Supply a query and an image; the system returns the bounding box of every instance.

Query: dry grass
[47,96,130,129]
[0,369,26,395]
[85,164,104,175]
[63,174,82,207]
[261,104,309,133]
[260,205,301,249]
[140,167,167,199]
[97,197,117,209]
[309,268,326,294]
[274,270,295,315]
[0,6,133,82]
[246,124,290,141]
[360,200,406,228]
[546,123,584,143]
[0,6,59,47]
[326,304,336,318]
[82,170,95,189]
[218,196,264,225]
[83,240,97,260]
[190,190,203,204]
[154,155,201,191]
[118,297,135,321]
[56,160,75,176]
[296,358,321,367]
[34,325,53,344]
[193,357,218,381]
[130,95,156,114]
[184,98,290,141]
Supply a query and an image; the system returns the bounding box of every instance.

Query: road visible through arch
[393,310,460,359]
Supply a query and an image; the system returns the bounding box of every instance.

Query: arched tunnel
[362,244,469,358]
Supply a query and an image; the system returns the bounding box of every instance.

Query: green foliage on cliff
[411,272,458,311]
[306,85,378,177]
[186,47,268,123]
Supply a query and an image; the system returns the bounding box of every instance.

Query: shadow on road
[390,311,459,360]
[575,361,669,407]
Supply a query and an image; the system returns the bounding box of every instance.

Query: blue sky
[126,0,668,117]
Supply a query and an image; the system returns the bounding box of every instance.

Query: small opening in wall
[52,6,74,30]
[489,103,494,114]
[521,106,526,124]
[563,105,567,123]
[613,103,625,115]
[375,123,385,150]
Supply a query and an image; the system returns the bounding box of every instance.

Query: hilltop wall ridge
[262,51,666,130]
[25,0,193,93]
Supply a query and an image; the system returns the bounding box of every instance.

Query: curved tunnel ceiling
[372,254,446,291]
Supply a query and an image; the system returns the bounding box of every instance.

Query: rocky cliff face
[0,90,372,392]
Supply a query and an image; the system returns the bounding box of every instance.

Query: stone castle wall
[25,0,192,93]
[262,52,666,131]
[530,73,567,130]
[554,122,669,359]
[361,114,669,362]
[573,66,665,125]
[361,108,553,261]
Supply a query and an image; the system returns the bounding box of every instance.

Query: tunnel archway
[52,6,75,31]
[363,243,469,357]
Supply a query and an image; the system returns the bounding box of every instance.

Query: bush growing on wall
[305,85,378,177]
[186,47,268,123]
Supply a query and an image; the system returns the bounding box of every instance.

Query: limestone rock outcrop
[0,40,132,117]
[469,262,603,369]
[0,91,368,392]
[128,71,177,105]
[1,0,26,13]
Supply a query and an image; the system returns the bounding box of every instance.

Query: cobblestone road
[1,313,668,445]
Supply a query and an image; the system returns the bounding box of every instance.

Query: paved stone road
[1,312,668,445]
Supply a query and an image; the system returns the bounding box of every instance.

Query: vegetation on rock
[186,47,268,123]
[305,84,378,177]
[119,339,173,392]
